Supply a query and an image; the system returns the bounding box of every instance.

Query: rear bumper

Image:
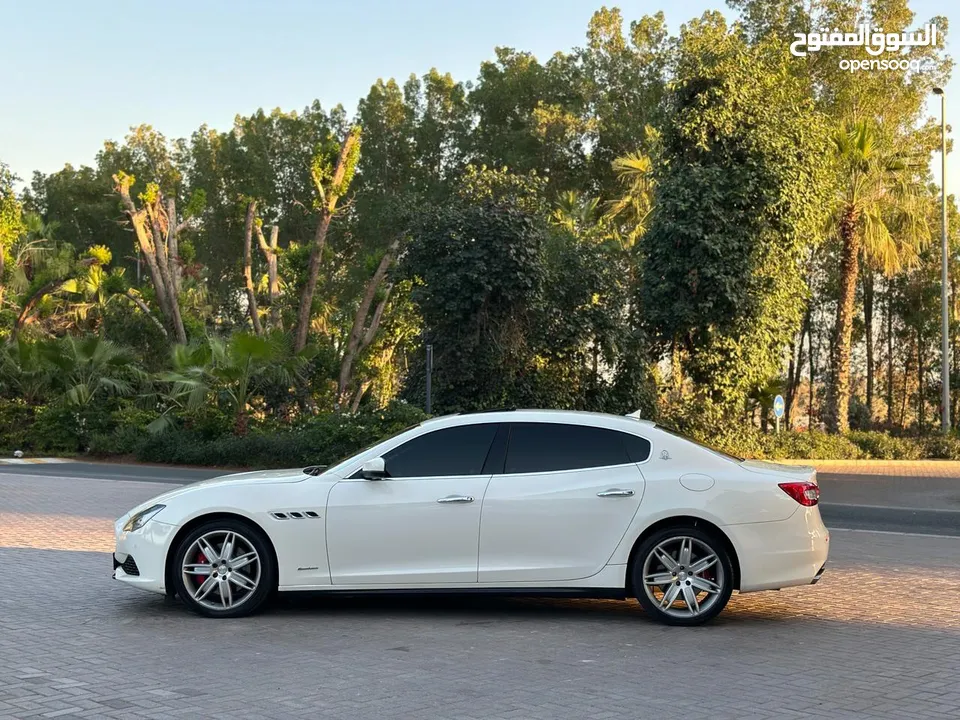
[727,506,830,592]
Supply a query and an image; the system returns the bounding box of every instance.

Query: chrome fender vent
[269,510,321,520]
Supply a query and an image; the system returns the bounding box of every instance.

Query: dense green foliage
[0,1,956,465]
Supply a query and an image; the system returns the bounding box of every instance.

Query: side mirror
[360,457,387,480]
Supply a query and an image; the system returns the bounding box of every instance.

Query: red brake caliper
[196,552,208,588]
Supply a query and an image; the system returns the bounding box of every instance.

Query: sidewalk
[778,459,960,477]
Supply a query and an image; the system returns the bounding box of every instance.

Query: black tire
[631,525,734,626]
[171,518,276,619]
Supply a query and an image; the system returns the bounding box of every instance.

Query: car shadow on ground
[134,589,814,628]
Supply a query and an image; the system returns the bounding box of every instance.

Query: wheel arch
[163,512,280,597]
[625,515,741,597]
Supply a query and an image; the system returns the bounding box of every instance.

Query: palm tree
[3,213,57,299]
[41,335,139,407]
[604,149,655,250]
[551,191,601,235]
[0,337,52,405]
[152,330,309,435]
[825,120,930,433]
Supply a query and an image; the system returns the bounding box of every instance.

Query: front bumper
[113,519,176,595]
[728,506,830,592]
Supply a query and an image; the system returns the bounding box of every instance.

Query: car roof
[419,409,657,433]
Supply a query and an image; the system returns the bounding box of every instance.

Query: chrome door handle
[437,495,475,504]
[597,489,635,498]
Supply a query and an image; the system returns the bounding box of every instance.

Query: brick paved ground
[1,473,959,719]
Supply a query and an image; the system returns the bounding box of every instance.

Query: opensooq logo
[789,23,938,57]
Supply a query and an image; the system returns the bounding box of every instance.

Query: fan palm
[41,335,139,407]
[825,120,931,433]
[152,330,310,435]
[605,151,655,250]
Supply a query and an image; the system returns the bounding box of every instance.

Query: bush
[762,431,862,460]
[846,431,923,460]
[0,400,37,451]
[920,434,960,460]
[134,402,429,469]
[31,404,113,452]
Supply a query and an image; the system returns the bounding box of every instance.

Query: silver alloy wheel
[181,530,262,611]
[641,536,725,619]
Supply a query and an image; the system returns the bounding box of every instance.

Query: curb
[0,458,74,465]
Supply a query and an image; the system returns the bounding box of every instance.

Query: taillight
[778,481,820,506]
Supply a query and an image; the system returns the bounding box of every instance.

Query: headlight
[123,504,165,533]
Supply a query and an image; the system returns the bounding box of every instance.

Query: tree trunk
[917,328,925,432]
[350,380,373,413]
[808,308,815,430]
[826,207,862,433]
[122,291,167,337]
[886,282,894,426]
[864,270,874,425]
[242,201,263,336]
[256,224,281,330]
[114,174,187,343]
[671,339,683,391]
[900,339,910,429]
[10,279,68,341]
[337,240,398,405]
[293,130,360,352]
[166,197,183,296]
[786,312,809,431]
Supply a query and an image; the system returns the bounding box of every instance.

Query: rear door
[478,422,649,583]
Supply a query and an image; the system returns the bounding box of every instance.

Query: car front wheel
[632,526,734,626]
[171,518,275,618]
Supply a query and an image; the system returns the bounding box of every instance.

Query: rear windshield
[654,425,745,463]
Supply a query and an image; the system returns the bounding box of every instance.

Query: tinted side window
[622,433,652,463]
[383,424,499,478]
[504,423,634,473]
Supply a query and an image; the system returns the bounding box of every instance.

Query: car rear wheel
[171,518,275,618]
[632,526,733,626]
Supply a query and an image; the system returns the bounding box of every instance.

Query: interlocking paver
[1,472,959,718]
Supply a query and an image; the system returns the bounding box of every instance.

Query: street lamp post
[934,86,950,433]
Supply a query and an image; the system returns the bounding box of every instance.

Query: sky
[0,0,955,190]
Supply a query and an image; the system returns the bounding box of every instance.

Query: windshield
[654,424,745,463]
[321,422,424,476]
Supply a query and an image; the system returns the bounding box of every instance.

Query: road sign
[773,395,785,419]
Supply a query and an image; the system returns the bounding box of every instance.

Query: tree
[114,172,188,343]
[0,162,25,312]
[402,197,545,413]
[337,238,399,407]
[605,148,655,249]
[41,335,138,407]
[293,128,361,352]
[154,330,310,435]
[824,121,930,432]
[641,13,832,414]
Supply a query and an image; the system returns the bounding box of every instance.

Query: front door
[326,423,500,585]
[479,422,648,583]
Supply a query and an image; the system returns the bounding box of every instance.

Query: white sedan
[113,410,828,625]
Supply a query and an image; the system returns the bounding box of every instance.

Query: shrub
[921,434,960,460]
[0,400,37,451]
[762,431,862,460]
[134,402,429,469]
[846,431,923,460]
[32,404,113,452]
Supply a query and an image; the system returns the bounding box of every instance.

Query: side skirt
[279,587,628,601]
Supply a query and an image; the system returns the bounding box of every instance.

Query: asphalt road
[2,460,958,535]
[1,468,959,719]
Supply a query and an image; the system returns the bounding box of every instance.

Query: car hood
[117,467,309,524]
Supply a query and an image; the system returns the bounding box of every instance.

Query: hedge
[5,396,960,466]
